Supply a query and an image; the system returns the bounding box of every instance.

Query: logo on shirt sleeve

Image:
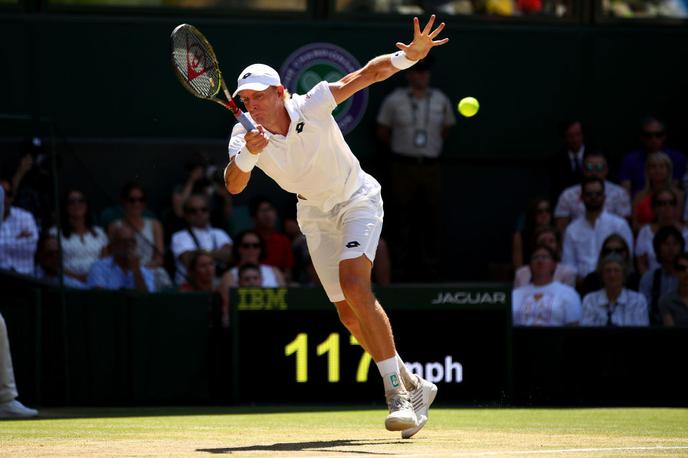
[346,241,360,248]
[296,122,305,133]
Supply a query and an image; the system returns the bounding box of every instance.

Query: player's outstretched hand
[397,15,449,62]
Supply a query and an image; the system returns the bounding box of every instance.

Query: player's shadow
[197,439,403,454]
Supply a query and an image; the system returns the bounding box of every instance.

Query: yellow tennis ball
[458,97,480,117]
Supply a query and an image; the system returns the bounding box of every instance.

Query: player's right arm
[224,124,268,195]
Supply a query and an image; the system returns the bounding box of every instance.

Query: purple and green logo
[280,43,368,136]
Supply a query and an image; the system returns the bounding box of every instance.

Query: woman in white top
[635,187,688,275]
[514,225,576,288]
[49,188,107,282]
[581,254,649,326]
[108,182,165,269]
[224,230,285,288]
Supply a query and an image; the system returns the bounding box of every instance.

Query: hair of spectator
[582,149,607,163]
[673,252,688,271]
[650,187,677,209]
[559,118,582,135]
[597,233,632,273]
[529,243,558,263]
[232,229,267,263]
[34,230,57,266]
[531,225,561,254]
[581,176,605,191]
[598,252,628,279]
[183,192,209,213]
[119,181,146,202]
[640,116,665,132]
[59,188,97,238]
[187,249,213,275]
[652,225,685,258]
[249,195,274,218]
[238,262,261,278]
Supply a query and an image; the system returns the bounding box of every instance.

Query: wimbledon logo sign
[280,43,368,135]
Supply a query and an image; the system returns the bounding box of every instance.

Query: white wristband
[390,51,417,70]
[233,147,259,172]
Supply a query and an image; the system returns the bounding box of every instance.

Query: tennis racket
[170,23,255,132]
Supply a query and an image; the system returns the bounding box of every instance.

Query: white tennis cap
[233,64,281,97]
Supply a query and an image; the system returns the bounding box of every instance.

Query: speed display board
[230,285,511,404]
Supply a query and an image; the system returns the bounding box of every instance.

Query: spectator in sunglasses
[634,188,688,275]
[658,253,688,327]
[639,225,684,324]
[619,117,686,197]
[48,188,107,282]
[554,151,631,233]
[631,152,684,231]
[580,233,639,296]
[171,193,233,284]
[108,182,171,289]
[562,177,634,283]
[223,230,285,288]
[581,253,648,326]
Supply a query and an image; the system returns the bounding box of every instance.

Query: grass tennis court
[1,406,687,457]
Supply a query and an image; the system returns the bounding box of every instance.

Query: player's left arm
[328,15,449,105]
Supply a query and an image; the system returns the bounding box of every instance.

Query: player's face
[239,87,282,125]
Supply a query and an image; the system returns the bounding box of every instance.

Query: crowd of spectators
[512,116,688,327]
[2,114,688,328]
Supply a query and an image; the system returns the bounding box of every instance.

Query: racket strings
[171,26,221,99]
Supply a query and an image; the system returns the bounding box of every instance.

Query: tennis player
[224,16,448,437]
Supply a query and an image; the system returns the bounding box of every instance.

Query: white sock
[396,353,418,390]
[376,356,402,392]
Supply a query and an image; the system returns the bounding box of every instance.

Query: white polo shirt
[512,281,582,326]
[561,210,634,277]
[228,81,368,213]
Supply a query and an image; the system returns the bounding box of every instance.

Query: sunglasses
[186,207,208,214]
[127,196,146,203]
[241,242,261,249]
[603,247,626,255]
[67,197,86,205]
[642,131,665,138]
[583,191,604,198]
[584,163,605,172]
[655,199,676,207]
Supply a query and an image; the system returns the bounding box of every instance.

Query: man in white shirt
[554,151,631,232]
[512,244,582,326]
[562,177,633,280]
[581,254,649,326]
[171,193,232,284]
[223,16,448,436]
[0,179,38,275]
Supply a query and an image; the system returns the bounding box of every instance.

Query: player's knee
[336,307,359,332]
[340,275,373,309]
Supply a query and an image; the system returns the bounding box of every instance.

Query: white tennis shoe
[384,389,418,431]
[0,399,38,419]
[401,375,438,439]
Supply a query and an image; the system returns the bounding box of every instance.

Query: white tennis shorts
[297,177,384,303]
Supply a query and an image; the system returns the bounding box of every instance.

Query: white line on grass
[448,445,688,456]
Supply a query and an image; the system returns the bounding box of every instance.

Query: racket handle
[235,111,256,132]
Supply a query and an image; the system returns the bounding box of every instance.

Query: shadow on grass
[197,439,403,454]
